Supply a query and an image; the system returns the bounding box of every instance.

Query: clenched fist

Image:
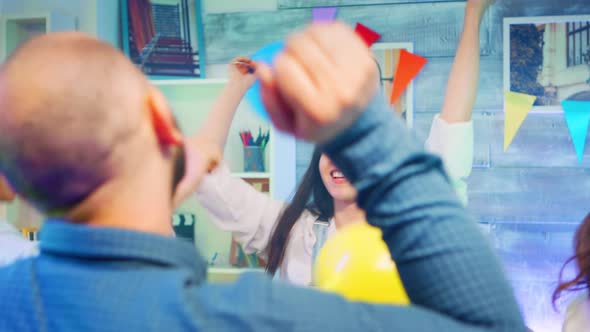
[257,23,379,143]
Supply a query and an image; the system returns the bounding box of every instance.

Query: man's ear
[147,87,183,147]
[0,174,16,202]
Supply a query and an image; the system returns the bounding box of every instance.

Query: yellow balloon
[313,222,409,304]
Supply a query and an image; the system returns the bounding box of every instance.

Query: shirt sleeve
[319,94,526,331]
[194,163,285,258]
[424,114,474,205]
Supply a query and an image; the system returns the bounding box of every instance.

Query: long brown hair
[553,213,590,307]
[265,148,334,275]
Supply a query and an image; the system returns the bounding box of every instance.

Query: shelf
[231,172,271,179]
[1,12,76,60]
[207,267,264,283]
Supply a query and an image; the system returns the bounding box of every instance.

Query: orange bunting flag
[390,49,427,105]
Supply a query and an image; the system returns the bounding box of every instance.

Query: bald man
[0,27,525,332]
[0,175,37,266]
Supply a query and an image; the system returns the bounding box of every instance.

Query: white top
[563,292,590,332]
[196,115,473,285]
[0,220,38,267]
[425,114,473,205]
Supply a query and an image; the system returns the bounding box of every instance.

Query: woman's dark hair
[265,147,334,275]
[553,213,590,308]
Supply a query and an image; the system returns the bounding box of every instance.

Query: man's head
[0,32,185,224]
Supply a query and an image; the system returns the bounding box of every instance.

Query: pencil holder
[244,146,265,172]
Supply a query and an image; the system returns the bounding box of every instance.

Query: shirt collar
[39,219,207,280]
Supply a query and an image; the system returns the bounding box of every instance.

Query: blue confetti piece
[245,41,285,121]
[562,100,590,162]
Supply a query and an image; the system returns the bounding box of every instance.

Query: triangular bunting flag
[245,41,285,121]
[561,100,590,162]
[389,50,427,105]
[504,91,536,151]
[354,23,381,47]
[312,7,337,22]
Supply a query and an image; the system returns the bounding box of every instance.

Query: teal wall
[96,0,120,47]
[0,0,120,49]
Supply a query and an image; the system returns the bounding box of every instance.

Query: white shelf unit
[231,172,270,179]
[153,79,296,269]
[208,267,264,283]
[1,12,76,60]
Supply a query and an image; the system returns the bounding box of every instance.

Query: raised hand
[257,23,379,143]
[466,0,495,17]
[229,56,257,90]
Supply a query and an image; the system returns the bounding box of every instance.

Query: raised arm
[192,57,256,151]
[440,0,492,123]
[195,163,285,257]
[425,0,493,204]
[321,93,524,331]
[172,59,255,207]
[187,58,286,255]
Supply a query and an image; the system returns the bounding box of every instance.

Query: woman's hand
[228,57,257,91]
[466,0,495,17]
